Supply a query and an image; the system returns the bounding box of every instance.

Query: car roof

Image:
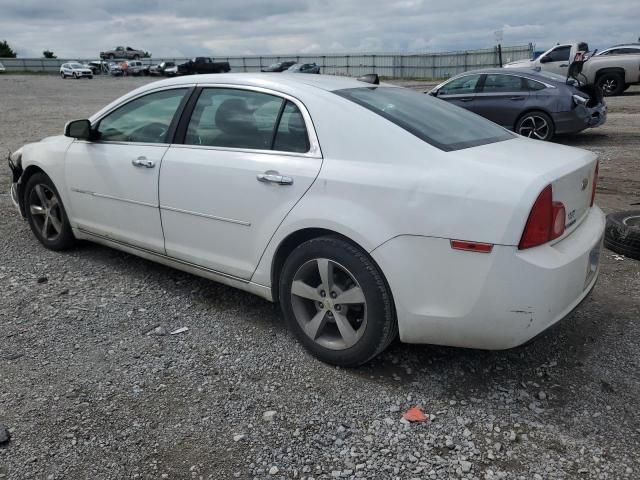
[140,72,383,93]
[447,67,566,84]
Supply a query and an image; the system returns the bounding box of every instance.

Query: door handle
[510,96,525,101]
[459,97,473,102]
[560,64,569,67]
[257,171,293,185]
[131,157,155,168]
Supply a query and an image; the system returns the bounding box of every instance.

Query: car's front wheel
[24,173,76,251]
[60,72,65,79]
[279,236,397,367]
[516,111,555,141]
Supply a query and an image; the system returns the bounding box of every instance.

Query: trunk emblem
[581,178,589,191]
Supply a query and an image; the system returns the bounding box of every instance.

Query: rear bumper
[553,103,607,134]
[371,206,606,349]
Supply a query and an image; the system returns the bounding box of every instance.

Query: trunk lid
[451,137,598,244]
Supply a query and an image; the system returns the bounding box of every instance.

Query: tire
[624,84,631,92]
[133,55,140,60]
[597,72,625,96]
[88,76,93,79]
[108,54,114,60]
[60,72,66,79]
[279,236,397,367]
[604,210,640,261]
[515,111,555,141]
[24,173,76,251]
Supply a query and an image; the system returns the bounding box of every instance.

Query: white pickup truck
[505,42,640,96]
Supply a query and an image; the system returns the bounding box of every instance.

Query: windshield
[335,87,514,151]
[69,63,84,68]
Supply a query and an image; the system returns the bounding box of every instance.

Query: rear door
[473,73,531,128]
[159,86,322,279]
[436,74,482,112]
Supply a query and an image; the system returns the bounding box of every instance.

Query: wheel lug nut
[318,302,324,309]
[335,305,341,311]
[320,290,326,297]
[330,291,337,299]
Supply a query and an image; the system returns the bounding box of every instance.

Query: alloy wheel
[28,184,63,241]
[518,115,550,140]
[600,78,618,95]
[290,258,367,350]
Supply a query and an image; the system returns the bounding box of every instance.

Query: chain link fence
[0,45,533,79]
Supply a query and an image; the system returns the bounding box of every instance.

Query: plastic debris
[169,327,189,335]
[402,406,428,423]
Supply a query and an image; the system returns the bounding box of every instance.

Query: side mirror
[64,119,92,140]
[539,55,551,64]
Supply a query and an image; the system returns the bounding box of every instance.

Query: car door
[472,73,531,128]
[435,74,482,112]
[64,86,191,253]
[159,86,322,280]
[540,45,572,76]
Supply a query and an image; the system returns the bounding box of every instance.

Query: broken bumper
[553,103,607,134]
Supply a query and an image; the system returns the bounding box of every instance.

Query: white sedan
[8,73,604,366]
[60,62,93,79]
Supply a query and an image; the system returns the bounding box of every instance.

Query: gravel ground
[0,75,639,480]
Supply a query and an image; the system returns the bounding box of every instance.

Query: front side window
[97,88,187,143]
[481,74,526,93]
[335,86,514,151]
[438,74,481,96]
[184,88,310,153]
[547,46,571,62]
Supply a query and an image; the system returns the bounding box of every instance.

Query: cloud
[0,0,637,59]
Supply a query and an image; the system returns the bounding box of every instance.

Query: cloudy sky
[1,0,638,58]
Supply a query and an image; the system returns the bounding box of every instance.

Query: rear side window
[481,74,526,93]
[335,87,514,151]
[525,78,546,91]
[184,89,310,153]
[273,102,310,153]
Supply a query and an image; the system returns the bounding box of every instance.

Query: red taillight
[450,240,493,253]
[590,161,599,206]
[519,185,566,249]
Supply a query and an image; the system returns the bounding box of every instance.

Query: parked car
[107,62,123,76]
[60,62,93,79]
[261,61,296,72]
[595,44,640,56]
[429,68,606,141]
[124,60,149,76]
[100,46,145,60]
[0,61,6,73]
[8,73,604,367]
[177,57,231,75]
[504,41,640,96]
[286,63,321,74]
[149,61,176,76]
[164,64,178,77]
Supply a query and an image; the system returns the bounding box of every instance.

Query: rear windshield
[334,87,514,151]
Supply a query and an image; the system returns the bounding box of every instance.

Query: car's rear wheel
[597,73,625,96]
[515,111,555,141]
[279,236,397,367]
[24,173,76,251]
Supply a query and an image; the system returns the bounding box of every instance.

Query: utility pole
[495,29,504,67]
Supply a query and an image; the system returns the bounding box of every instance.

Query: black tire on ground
[515,110,555,141]
[279,236,397,367]
[597,72,625,96]
[604,210,640,261]
[24,172,77,251]
[60,72,65,79]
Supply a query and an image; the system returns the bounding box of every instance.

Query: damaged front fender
[7,149,26,217]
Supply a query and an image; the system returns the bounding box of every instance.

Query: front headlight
[572,94,589,106]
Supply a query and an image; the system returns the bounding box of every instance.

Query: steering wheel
[128,122,168,142]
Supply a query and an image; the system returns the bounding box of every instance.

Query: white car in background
[8,74,604,366]
[60,62,93,79]
[0,61,6,73]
